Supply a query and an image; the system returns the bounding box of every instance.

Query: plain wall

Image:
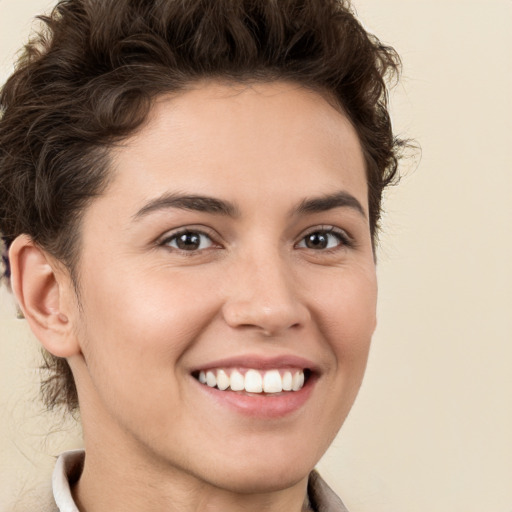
[1,1,511,511]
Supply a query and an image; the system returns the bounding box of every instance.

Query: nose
[221,253,311,337]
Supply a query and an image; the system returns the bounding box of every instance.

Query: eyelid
[295,225,354,249]
[157,225,222,250]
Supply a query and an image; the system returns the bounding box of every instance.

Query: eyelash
[158,226,353,254]
[296,226,353,252]
[159,228,218,253]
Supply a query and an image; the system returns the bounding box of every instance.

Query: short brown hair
[0,0,403,412]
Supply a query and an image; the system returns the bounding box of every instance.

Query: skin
[10,81,377,512]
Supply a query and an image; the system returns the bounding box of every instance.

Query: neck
[73,448,311,512]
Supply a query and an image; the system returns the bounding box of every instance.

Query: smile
[194,368,309,394]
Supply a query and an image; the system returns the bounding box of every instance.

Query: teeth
[230,370,245,391]
[292,371,304,391]
[206,370,216,388]
[263,370,283,393]
[282,371,293,391]
[197,368,306,394]
[244,369,263,393]
[216,369,230,390]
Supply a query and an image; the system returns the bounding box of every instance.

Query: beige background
[1,0,511,511]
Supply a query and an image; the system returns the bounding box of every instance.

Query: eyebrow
[133,193,240,220]
[133,190,366,221]
[295,191,367,218]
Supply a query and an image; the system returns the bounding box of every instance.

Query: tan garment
[12,451,349,512]
[308,470,349,512]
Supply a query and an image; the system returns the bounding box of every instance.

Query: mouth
[192,367,312,395]
[190,355,318,417]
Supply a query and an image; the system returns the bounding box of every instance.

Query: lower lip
[194,375,316,418]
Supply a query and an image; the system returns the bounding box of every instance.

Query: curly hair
[0,0,403,412]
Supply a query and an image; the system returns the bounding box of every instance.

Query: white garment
[52,450,84,512]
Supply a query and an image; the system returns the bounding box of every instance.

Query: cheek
[73,266,225,430]
[77,265,222,380]
[313,265,377,364]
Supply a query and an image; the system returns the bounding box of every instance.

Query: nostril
[222,299,310,337]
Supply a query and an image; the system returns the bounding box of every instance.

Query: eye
[162,230,214,251]
[296,228,349,250]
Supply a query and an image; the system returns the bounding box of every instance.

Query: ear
[9,235,81,358]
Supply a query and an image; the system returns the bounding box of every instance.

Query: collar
[52,450,83,512]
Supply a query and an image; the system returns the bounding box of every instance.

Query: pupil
[177,233,200,250]
[306,232,327,249]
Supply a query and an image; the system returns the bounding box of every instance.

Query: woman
[0,0,403,510]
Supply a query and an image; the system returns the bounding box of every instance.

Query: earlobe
[9,235,80,358]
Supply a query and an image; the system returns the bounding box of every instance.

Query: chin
[202,461,312,495]
[181,436,324,494]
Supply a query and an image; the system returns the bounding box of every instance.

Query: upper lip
[191,354,319,373]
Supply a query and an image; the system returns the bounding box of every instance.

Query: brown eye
[297,230,346,250]
[164,231,213,251]
[304,232,329,249]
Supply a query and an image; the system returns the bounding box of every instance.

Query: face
[68,81,377,493]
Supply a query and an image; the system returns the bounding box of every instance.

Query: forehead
[99,81,368,218]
